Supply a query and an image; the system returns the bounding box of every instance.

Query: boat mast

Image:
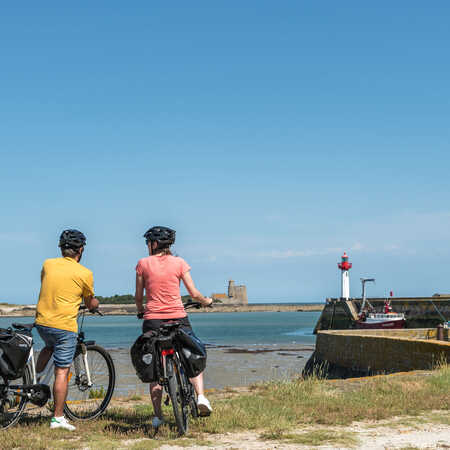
[360,278,375,312]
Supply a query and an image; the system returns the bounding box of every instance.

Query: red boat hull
[356,319,406,329]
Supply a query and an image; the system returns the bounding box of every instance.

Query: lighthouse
[338,252,352,300]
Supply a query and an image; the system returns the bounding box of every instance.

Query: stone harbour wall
[304,328,450,378]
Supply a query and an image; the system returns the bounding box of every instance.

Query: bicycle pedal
[164,395,170,406]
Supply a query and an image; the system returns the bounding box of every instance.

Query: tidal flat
[109,343,315,397]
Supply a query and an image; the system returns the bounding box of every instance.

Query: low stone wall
[305,328,450,378]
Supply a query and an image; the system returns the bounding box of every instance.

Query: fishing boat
[356,278,406,329]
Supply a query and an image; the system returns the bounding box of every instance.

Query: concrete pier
[313,297,450,333]
[304,327,450,379]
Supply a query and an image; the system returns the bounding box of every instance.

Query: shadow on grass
[16,413,50,427]
[101,409,182,439]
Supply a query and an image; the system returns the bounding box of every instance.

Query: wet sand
[109,343,314,398]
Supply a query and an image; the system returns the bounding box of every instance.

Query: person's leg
[36,347,53,372]
[53,366,70,417]
[190,372,212,415]
[35,326,56,373]
[150,382,163,419]
[180,323,212,415]
[49,328,77,426]
[189,372,204,396]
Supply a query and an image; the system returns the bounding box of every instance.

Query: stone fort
[211,280,248,305]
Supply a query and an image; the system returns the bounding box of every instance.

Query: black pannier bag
[176,328,207,378]
[0,328,33,380]
[130,330,158,383]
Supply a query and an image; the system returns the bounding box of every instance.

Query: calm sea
[0,311,320,349]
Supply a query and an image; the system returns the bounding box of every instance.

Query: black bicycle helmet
[58,229,87,249]
[143,226,176,246]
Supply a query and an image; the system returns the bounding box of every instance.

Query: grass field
[1,365,449,449]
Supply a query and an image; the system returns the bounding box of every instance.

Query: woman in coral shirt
[135,226,213,428]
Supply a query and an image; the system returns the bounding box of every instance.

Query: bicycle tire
[179,368,198,419]
[167,357,188,435]
[0,364,32,430]
[64,344,115,421]
[189,388,198,419]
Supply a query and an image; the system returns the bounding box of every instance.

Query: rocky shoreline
[0,303,324,317]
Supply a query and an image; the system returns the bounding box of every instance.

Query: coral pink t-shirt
[136,254,191,320]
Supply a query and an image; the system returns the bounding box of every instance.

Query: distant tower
[338,252,352,300]
[228,280,235,298]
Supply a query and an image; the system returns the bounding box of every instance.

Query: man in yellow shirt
[35,229,99,431]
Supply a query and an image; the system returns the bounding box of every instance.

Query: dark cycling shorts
[143,316,193,334]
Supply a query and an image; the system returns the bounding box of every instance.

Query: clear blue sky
[1,1,449,304]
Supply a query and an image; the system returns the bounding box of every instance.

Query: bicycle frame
[25,307,97,388]
[1,306,115,428]
[156,329,191,403]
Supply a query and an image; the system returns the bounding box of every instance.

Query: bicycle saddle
[160,322,181,333]
[12,323,34,331]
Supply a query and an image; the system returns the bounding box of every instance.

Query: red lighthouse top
[338,252,352,271]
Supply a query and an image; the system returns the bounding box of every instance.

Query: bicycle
[0,306,115,429]
[150,301,207,436]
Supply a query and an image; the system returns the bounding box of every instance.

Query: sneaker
[152,416,164,428]
[50,416,76,431]
[197,394,212,416]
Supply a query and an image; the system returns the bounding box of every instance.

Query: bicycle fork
[74,344,93,387]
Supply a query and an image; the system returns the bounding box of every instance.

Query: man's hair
[61,247,80,258]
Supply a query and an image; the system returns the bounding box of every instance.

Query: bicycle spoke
[64,345,115,420]
[0,366,31,429]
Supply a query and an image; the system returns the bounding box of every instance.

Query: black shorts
[142,316,193,334]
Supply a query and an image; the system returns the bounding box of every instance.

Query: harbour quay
[314,296,450,332]
[304,327,450,379]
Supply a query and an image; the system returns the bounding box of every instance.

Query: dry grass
[260,429,359,447]
[192,364,449,434]
[0,364,448,449]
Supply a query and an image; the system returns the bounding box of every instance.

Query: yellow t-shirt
[35,257,95,333]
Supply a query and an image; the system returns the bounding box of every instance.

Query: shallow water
[0,311,319,394]
[0,311,320,348]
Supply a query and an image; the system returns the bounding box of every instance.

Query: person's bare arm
[135,273,145,314]
[181,271,213,306]
[84,296,99,311]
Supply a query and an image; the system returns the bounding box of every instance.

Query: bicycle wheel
[188,385,198,419]
[0,365,32,430]
[64,345,115,421]
[180,368,198,419]
[167,357,188,435]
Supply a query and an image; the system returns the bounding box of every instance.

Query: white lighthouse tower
[338,252,352,299]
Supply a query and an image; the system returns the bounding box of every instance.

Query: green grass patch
[0,365,448,449]
[89,386,106,399]
[193,365,450,434]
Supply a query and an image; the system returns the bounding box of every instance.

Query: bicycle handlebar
[79,305,104,316]
[183,301,202,310]
[184,301,213,309]
[136,300,212,319]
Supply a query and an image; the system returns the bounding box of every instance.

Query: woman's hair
[152,242,172,256]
